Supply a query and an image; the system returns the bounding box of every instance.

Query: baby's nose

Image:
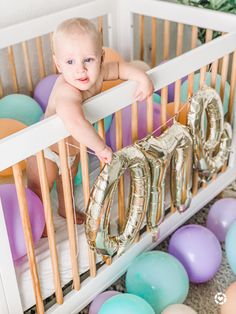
[76,63,86,74]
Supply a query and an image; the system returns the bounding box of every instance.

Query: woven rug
[80,181,236,314]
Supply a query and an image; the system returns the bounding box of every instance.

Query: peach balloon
[221,281,236,314]
[101,47,124,92]
[162,304,197,314]
[0,119,27,177]
[103,47,124,63]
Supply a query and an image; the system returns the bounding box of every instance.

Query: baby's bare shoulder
[55,77,82,103]
[46,76,82,117]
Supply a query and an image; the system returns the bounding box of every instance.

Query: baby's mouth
[77,77,89,83]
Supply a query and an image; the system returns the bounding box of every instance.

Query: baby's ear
[53,55,61,73]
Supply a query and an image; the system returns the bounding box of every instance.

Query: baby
[27,18,153,227]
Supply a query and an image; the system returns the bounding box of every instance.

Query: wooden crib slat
[35,37,46,79]
[22,41,33,94]
[98,16,103,33]
[58,139,80,290]
[227,50,236,123]
[12,163,44,314]
[200,29,213,88]
[80,144,97,277]
[114,111,125,232]
[211,59,218,88]
[50,33,58,74]
[0,77,3,97]
[7,46,19,93]
[139,15,144,60]
[36,151,63,304]
[174,23,184,115]
[115,110,123,150]
[146,95,153,133]
[187,26,198,97]
[176,23,184,57]
[131,101,138,142]
[97,120,105,170]
[161,87,168,131]
[220,54,229,100]
[151,18,157,67]
[163,20,170,60]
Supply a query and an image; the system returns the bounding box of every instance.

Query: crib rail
[0,1,236,313]
[1,32,236,171]
[126,0,236,33]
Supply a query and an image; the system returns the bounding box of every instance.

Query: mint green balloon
[180,72,230,115]
[126,251,189,314]
[74,162,82,186]
[99,293,155,314]
[225,220,236,275]
[0,94,43,125]
[94,115,113,133]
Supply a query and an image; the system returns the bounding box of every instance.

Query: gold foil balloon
[85,145,150,256]
[136,122,192,239]
[188,85,232,181]
[85,86,232,256]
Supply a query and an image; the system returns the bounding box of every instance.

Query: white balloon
[162,304,197,314]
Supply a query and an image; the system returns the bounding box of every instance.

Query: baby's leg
[57,155,85,224]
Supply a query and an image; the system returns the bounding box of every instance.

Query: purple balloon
[168,224,222,283]
[155,61,188,102]
[34,74,58,112]
[109,100,169,151]
[206,198,236,242]
[0,184,45,261]
[89,291,120,314]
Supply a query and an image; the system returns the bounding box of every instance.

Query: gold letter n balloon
[85,86,232,257]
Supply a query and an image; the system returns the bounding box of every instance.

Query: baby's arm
[103,62,154,101]
[55,86,112,163]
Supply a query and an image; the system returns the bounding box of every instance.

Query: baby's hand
[96,145,113,164]
[134,75,154,102]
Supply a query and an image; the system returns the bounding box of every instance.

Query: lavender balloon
[0,184,45,261]
[168,224,222,283]
[34,74,58,112]
[89,291,120,314]
[206,198,236,242]
[109,97,165,151]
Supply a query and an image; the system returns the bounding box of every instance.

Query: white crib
[0,0,236,313]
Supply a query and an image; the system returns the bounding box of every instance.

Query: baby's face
[54,33,102,91]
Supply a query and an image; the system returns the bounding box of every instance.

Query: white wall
[0,0,92,28]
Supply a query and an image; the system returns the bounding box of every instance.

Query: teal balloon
[74,162,82,186]
[180,72,230,115]
[99,293,155,314]
[225,220,236,275]
[0,94,43,125]
[126,251,189,314]
[94,115,113,133]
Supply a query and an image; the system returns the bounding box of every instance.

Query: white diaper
[43,147,76,175]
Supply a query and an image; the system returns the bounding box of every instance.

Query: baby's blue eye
[67,59,75,65]
[84,57,94,63]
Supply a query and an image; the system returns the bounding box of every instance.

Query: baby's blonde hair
[53,18,102,55]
